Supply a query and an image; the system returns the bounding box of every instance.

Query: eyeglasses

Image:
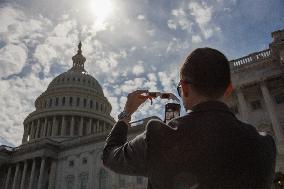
[176,79,192,97]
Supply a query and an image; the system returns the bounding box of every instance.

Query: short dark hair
[180,47,231,99]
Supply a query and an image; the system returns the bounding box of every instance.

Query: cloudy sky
[0,0,283,146]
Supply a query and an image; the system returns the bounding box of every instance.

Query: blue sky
[0,0,283,146]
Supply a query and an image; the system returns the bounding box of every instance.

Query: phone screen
[164,103,181,124]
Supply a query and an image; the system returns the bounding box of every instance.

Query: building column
[87,118,92,135]
[4,166,12,189]
[30,122,35,140]
[12,163,20,189]
[260,82,284,153]
[61,116,66,136]
[22,124,28,143]
[29,159,36,189]
[70,116,75,136]
[52,116,57,137]
[35,119,40,139]
[37,158,46,189]
[48,160,57,189]
[79,117,84,136]
[47,121,52,137]
[235,87,249,122]
[103,121,106,132]
[20,160,28,189]
[41,117,48,137]
[96,120,99,133]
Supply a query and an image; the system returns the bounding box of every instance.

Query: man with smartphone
[103,48,276,189]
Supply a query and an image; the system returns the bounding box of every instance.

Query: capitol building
[0,29,284,189]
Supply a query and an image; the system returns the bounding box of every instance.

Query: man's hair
[180,47,231,99]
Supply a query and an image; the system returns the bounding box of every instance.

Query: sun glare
[89,0,113,25]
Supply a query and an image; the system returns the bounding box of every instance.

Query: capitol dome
[22,42,115,143]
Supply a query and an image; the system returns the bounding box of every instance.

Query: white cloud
[192,35,202,43]
[137,14,146,20]
[188,2,212,26]
[132,62,145,76]
[0,44,27,78]
[167,8,193,32]
[0,73,52,146]
[188,2,221,39]
[167,19,177,30]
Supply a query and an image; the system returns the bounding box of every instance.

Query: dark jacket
[103,101,276,189]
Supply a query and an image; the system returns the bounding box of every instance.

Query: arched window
[90,100,93,109]
[79,172,88,189]
[99,168,108,189]
[137,176,143,184]
[119,175,126,187]
[66,175,75,189]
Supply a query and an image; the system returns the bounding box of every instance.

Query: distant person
[103,48,276,189]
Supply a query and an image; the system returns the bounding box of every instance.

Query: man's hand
[124,90,149,117]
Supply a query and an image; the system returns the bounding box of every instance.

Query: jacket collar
[191,100,235,116]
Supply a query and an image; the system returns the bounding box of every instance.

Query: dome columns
[22,115,112,143]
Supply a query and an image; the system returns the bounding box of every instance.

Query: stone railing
[230,49,271,70]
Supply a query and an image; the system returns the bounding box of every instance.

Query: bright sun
[89,0,113,25]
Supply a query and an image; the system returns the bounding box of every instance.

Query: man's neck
[188,96,224,111]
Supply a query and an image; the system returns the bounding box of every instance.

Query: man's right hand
[123,90,149,116]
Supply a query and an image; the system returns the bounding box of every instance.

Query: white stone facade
[1,30,284,189]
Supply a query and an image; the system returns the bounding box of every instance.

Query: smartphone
[164,103,181,124]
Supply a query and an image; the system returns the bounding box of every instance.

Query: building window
[96,102,99,110]
[90,100,93,108]
[99,168,108,189]
[137,176,143,184]
[230,105,238,114]
[251,100,262,110]
[73,77,75,81]
[69,160,74,167]
[84,99,87,107]
[119,175,126,187]
[79,173,88,189]
[66,175,75,189]
[275,93,284,104]
[77,97,80,106]
[82,157,88,164]
[55,97,59,106]
[101,104,103,111]
[49,98,53,107]
[69,97,73,106]
[62,97,66,106]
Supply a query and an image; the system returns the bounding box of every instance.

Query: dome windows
[49,98,53,107]
[83,99,87,107]
[69,97,73,106]
[90,100,93,108]
[62,97,66,106]
[55,97,59,106]
[77,97,80,106]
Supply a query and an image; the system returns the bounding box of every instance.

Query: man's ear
[224,82,233,97]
